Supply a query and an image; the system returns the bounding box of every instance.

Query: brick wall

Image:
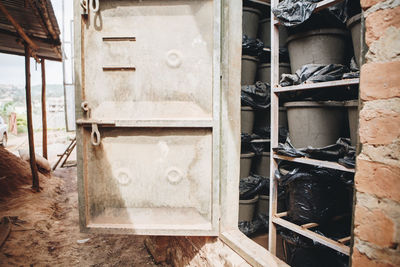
[352,0,400,266]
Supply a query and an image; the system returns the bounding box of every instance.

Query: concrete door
[75,0,221,235]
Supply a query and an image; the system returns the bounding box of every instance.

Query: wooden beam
[41,58,47,159]
[0,1,39,51]
[25,45,40,192]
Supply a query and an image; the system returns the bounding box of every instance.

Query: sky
[0,0,73,87]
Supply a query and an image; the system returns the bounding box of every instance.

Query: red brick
[354,206,396,248]
[352,248,396,267]
[365,7,400,46]
[360,62,400,101]
[355,159,400,202]
[359,108,400,145]
[361,0,383,9]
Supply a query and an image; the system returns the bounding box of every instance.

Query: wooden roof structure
[0,0,62,61]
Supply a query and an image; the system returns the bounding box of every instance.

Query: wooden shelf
[273,78,360,93]
[272,216,351,255]
[246,0,271,6]
[273,153,355,173]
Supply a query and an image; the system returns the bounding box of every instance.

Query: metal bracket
[80,0,88,15]
[90,123,101,146]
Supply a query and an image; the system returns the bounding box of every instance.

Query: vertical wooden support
[268,0,280,255]
[25,45,40,192]
[41,59,48,159]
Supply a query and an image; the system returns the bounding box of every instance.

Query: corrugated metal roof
[0,0,62,61]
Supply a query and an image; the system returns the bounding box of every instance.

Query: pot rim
[287,28,349,44]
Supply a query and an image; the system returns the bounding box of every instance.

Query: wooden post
[25,45,40,192]
[41,59,47,159]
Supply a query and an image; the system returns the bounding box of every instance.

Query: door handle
[90,123,101,146]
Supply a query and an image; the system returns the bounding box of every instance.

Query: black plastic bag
[275,164,340,224]
[242,35,265,57]
[259,47,290,63]
[250,139,270,155]
[239,219,263,236]
[240,175,269,200]
[280,64,350,87]
[272,0,319,27]
[280,229,349,267]
[274,137,356,167]
[241,133,253,154]
[241,82,271,110]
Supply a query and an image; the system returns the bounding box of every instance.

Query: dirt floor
[0,147,166,266]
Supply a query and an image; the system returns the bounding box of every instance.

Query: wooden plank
[301,222,319,229]
[268,0,280,255]
[24,45,40,192]
[273,78,360,93]
[273,154,355,173]
[221,230,289,267]
[276,212,287,218]
[314,0,345,12]
[272,217,350,255]
[247,0,271,6]
[338,236,351,244]
[41,58,47,159]
[0,2,39,50]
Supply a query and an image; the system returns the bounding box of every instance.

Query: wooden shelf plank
[273,154,355,173]
[273,78,359,93]
[314,0,345,12]
[246,0,271,6]
[272,216,351,255]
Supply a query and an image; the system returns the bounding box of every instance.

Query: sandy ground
[0,132,168,267]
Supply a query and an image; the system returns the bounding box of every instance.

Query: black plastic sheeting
[259,47,291,63]
[280,64,354,87]
[240,175,269,200]
[272,0,349,27]
[241,133,253,154]
[275,163,353,224]
[279,230,349,267]
[239,213,269,237]
[242,35,265,57]
[253,126,289,143]
[273,137,356,168]
[241,82,271,110]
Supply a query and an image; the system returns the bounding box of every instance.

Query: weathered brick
[359,108,400,145]
[365,7,400,46]
[355,159,400,202]
[361,0,382,9]
[354,206,396,248]
[352,248,396,267]
[360,61,400,100]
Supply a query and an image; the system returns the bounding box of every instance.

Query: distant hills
[0,84,64,105]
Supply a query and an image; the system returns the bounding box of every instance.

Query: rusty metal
[90,123,100,146]
[102,67,136,71]
[102,37,136,42]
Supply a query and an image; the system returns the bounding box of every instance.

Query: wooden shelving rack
[268,0,357,257]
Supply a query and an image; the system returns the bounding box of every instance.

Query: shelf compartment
[272,216,351,255]
[273,153,355,173]
[273,78,359,93]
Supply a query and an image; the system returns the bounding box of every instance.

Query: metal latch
[80,0,99,15]
[90,123,101,146]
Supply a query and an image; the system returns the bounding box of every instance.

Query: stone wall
[352,0,400,266]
